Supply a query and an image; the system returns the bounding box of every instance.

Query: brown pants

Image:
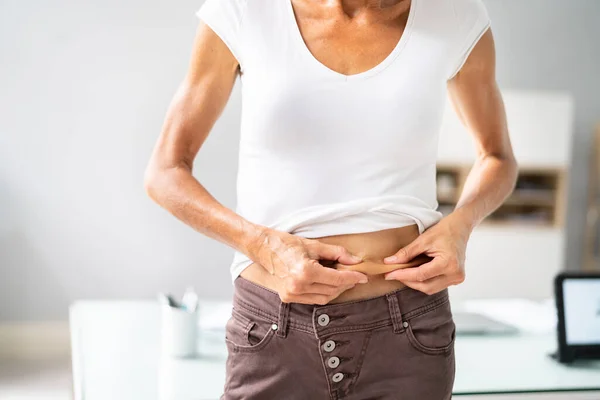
[222,276,456,400]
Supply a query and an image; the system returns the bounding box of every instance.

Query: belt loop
[386,293,404,334]
[277,301,290,338]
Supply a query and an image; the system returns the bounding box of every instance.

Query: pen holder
[160,305,199,358]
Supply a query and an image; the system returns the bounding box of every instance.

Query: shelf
[438,192,556,207]
[584,124,600,270]
[479,219,556,229]
[503,192,556,207]
[436,164,566,228]
[437,193,458,203]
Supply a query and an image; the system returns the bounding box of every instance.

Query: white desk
[70,300,600,400]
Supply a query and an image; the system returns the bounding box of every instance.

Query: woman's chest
[237,0,457,155]
[291,5,411,77]
[240,73,447,161]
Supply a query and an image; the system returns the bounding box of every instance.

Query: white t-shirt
[196,0,491,282]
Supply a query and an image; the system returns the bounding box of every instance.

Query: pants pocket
[225,307,277,353]
[404,296,455,356]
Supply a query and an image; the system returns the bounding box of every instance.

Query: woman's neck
[336,0,410,19]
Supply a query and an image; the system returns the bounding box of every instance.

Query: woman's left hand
[382,212,473,295]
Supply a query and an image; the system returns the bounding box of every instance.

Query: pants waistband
[232,276,450,339]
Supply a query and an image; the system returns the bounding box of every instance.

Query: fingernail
[359,277,368,284]
[384,256,397,263]
[351,254,363,262]
[384,275,393,280]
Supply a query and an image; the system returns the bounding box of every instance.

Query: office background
[1,0,600,323]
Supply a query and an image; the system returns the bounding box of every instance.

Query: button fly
[327,356,340,368]
[332,372,344,383]
[317,314,330,327]
[322,340,336,352]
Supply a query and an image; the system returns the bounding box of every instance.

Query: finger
[336,260,401,275]
[336,255,433,275]
[311,242,363,265]
[286,277,354,296]
[309,282,356,296]
[283,278,313,296]
[384,237,427,264]
[384,257,445,282]
[310,263,368,286]
[281,281,355,304]
[401,276,450,295]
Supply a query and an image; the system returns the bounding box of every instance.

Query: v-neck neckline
[286,0,418,82]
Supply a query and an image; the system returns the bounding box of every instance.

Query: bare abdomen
[240,224,429,304]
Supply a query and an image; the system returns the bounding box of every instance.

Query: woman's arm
[382,29,518,294]
[144,23,255,255]
[144,23,367,303]
[446,28,518,230]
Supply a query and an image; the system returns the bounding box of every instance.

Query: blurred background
[1,0,600,399]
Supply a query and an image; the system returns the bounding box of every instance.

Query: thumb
[314,243,363,265]
[384,237,425,264]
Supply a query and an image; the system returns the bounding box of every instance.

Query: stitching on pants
[317,338,337,400]
[235,297,278,319]
[314,285,411,311]
[403,296,449,321]
[277,302,290,338]
[346,330,372,397]
[236,276,280,295]
[318,320,392,336]
[387,294,403,333]
[289,321,315,334]
[234,292,449,334]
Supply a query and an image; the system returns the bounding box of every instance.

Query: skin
[144,0,517,304]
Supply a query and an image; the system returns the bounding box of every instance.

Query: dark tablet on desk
[554,272,600,363]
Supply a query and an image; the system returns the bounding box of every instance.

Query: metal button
[327,356,340,368]
[402,321,409,328]
[271,323,278,331]
[332,372,344,383]
[322,340,336,352]
[317,314,330,327]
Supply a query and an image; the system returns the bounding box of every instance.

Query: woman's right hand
[247,228,369,305]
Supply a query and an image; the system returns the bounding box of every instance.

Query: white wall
[1,0,599,321]
[0,0,241,321]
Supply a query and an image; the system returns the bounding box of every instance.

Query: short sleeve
[447,0,491,79]
[196,0,248,67]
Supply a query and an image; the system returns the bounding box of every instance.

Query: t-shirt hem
[228,214,439,283]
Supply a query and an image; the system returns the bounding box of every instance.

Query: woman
[145,0,517,398]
